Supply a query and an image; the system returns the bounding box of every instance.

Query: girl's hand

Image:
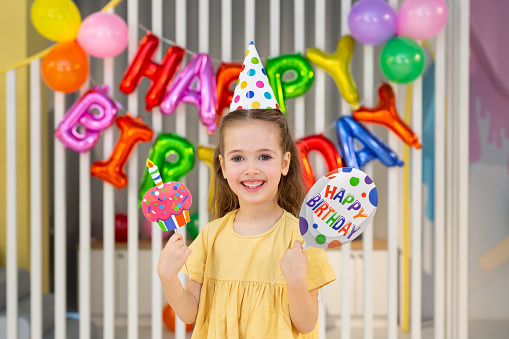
[158,232,192,281]
[279,241,308,286]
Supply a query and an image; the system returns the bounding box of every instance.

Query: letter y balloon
[299,167,377,249]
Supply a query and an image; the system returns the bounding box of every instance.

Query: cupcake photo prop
[229,41,280,112]
[299,167,377,249]
[142,159,193,231]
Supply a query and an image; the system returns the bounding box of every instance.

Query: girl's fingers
[169,232,183,243]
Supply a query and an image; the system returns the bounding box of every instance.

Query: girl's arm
[287,283,319,334]
[280,241,319,334]
[160,275,202,324]
[158,233,202,324]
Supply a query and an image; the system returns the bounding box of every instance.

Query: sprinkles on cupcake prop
[142,159,192,232]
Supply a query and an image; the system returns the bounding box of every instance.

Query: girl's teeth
[244,181,263,188]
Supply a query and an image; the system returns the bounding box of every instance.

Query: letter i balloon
[142,159,192,232]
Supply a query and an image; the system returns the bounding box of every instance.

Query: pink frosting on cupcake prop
[142,181,193,231]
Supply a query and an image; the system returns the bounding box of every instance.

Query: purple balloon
[348,0,397,45]
[160,53,218,134]
[55,85,119,152]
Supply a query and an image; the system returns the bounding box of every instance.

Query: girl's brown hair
[210,109,306,220]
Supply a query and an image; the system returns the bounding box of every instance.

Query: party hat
[229,41,280,112]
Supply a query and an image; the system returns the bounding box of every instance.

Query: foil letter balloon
[55,85,119,152]
[353,83,421,149]
[139,133,195,207]
[266,53,314,115]
[91,114,154,189]
[119,32,185,111]
[296,135,343,190]
[197,145,215,205]
[142,159,193,232]
[299,167,377,249]
[335,116,404,169]
[160,53,217,134]
[215,62,242,124]
[306,36,359,109]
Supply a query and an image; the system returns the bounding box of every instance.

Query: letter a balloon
[299,167,377,249]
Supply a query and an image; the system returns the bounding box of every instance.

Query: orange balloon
[41,41,89,93]
[162,304,194,332]
[353,82,421,149]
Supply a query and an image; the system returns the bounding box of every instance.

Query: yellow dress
[184,209,336,338]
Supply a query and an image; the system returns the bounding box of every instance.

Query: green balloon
[187,212,200,240]
[139,133,194,208]
[380,37,425,84]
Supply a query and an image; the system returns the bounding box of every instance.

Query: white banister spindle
[199,0,210,230]
[175,1,188,338]
[127,0,140,337]
[362,44,374,339]
[411,75,423,339]
[314,0,326,177]
[79,76,91,339]
[151,0,164,338]
[245,0,255,44]
[386,2,399,339]
[434,28,446,339]
[457,0,470,336]
[6,69,18,339]
[54,91,67,339]
[103,49,116,339]
[270,0,280,57]
[294,0,305,138]
[30,59,43,339]
[340,1,352,338]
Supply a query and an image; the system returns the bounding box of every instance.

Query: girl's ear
[219,154,227,179]
[282,151,291,176]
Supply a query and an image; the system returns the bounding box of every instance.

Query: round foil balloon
[299,167,377,249]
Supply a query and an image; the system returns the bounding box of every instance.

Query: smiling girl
[158,109,336,338]
[158,41,335,338]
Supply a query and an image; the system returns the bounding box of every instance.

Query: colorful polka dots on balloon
[229,41,280,112]
[299,167,378,249]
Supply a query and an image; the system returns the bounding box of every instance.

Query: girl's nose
[244,160,260,175]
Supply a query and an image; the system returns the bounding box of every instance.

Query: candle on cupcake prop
[142,159,192,232]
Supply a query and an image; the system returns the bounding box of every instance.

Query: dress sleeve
[182,224,208,284]
[294,229,336,290]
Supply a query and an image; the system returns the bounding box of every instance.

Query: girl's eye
[232,156,243,162]
[260,154,271,161]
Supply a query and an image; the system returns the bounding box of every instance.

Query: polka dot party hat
[229,41,280,112]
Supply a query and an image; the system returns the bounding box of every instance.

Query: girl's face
[219,120,291,208]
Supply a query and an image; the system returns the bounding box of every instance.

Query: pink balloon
[77,12,128,58]
[397,0,448,40]
[160,53,218,134]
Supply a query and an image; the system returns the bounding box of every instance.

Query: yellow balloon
[306,35,359,109]
[31,0,81,42]
[197,145,215,206]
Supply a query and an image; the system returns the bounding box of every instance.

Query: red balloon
[162,305,194,332]
[296,134,343,190]
[41,41,89,93]
[91,114,153,189]
[215,62,242,125]
[353,82,421,149]
[119,32,185,111]
[115,214,128,242]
